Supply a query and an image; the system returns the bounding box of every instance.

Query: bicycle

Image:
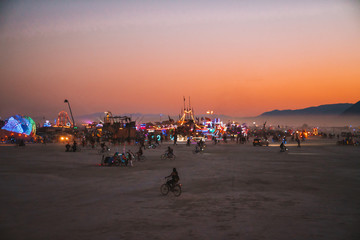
[113,154,129,167]
[160,153,176,160]
[160,177,182,197]
[192,146,205,154]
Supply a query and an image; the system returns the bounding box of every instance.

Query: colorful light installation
[1,115,36,136]
[43,120,52,127]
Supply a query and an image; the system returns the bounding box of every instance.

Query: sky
[1,0,360,120]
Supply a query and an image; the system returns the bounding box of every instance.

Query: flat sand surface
[1,138,360,240]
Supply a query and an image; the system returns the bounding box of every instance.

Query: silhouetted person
[72,140,77,152]
[165,168,179,188]
[166,146,174,157]
[212,136,216,145]
[280,142,287,152]
[140,138,146,150]
[174,134,177,145]
[65,142,71,152]
[137,146,143,156]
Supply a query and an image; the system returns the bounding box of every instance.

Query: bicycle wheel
[114,160,120,166]
[160,184,169,195]
[171,155,176,160]
[173,185,181,197]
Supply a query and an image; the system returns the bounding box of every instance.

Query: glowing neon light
[1,115,36,136]
[43,120,51,127]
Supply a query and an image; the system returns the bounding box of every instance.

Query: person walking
[174,134,177,145]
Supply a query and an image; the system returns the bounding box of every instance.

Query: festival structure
[101,111,136,140]
[175,97,204,137]
[1,115,36,136]
[56,111,73,127]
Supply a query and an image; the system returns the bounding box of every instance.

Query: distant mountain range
[342,101,360,115]
[260,101,360,117]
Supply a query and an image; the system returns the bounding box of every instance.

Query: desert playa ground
[1,138,359,240]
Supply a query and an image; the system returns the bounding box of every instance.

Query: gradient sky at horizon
[1,0,360,119]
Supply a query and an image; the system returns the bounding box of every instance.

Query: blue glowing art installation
[1,115,36,136]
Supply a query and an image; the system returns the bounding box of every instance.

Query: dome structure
[1,115,36,136]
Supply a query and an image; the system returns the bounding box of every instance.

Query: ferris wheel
[56,111,72,127]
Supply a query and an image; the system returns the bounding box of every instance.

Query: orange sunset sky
[1,0,360,119]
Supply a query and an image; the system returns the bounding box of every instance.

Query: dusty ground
[0,137,360,240]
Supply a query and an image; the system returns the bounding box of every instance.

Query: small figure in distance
[186,137,191,146]
[140,137,146,150]
[65,142,71,152]
[296,136,301,148]
[81,138,86,147]
[223,134,227,143]
[280,141,288,152]
[174,134,178,145]
[165,168,180,188]
[166,146,174,157]
[213,136,217,145]
[198,139,204,150]
[137,146,143,157]
[72,140,77,152]
[127,150,133,167]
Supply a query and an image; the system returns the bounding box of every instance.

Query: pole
[64,99,75,127]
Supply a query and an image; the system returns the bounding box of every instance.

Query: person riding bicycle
[165,168,179,188]
[166,146,174,157]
